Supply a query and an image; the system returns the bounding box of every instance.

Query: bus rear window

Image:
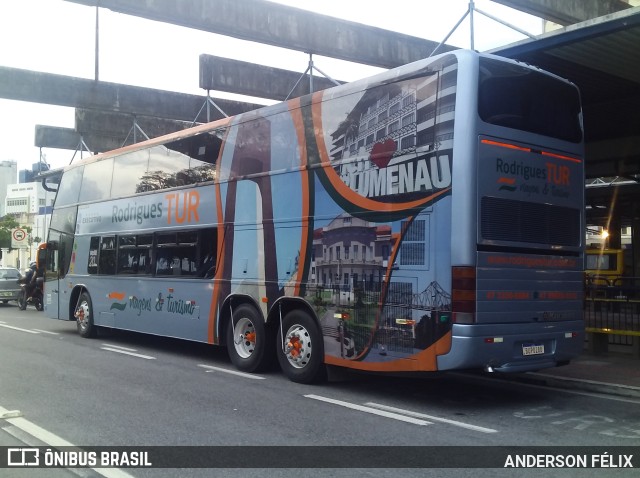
[478,57,582,143]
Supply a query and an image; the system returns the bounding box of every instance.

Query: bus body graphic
[41,50,584,382]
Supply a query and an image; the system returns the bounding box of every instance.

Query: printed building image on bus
[40,50,585,383]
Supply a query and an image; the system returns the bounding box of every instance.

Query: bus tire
[76,291,97,338]
[226,303,274,373]
[277,309,326,384]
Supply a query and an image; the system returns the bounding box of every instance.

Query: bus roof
[44,49,578,176]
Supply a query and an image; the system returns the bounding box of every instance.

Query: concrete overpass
[2,0,635,157]
[64,0,455,69]
[493,0,632,25]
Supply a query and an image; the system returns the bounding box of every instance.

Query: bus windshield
[478,57,582,143]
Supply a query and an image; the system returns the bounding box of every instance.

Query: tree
[0,216,33,251]
[0,215,20,250]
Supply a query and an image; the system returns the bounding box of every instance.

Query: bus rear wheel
[277,309,326,384]
[226,303,274,373]
[75,291,97,338]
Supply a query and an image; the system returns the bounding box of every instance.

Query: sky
[0,0,543,173]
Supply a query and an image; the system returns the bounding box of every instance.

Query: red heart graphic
[369,139,397,169]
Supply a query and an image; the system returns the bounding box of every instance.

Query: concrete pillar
[0,248,8,267]
[18,249,26,271]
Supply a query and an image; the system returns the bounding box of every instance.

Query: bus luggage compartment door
[476,251,583,326]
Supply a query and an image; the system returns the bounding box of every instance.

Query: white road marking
[197,364,266,380]
[0,404,135,478]
[101,344,138,352]
[101,346,156,360]
[32,329,60,335]
[304,394,430,426]
[0,324,40,334]
[365,402,498,433]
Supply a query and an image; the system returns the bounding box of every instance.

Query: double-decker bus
[40,50,585,383]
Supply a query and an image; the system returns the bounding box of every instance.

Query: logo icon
[7,448,39,466]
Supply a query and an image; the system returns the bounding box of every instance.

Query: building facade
[3,181,53,268]
[0,160,18,218]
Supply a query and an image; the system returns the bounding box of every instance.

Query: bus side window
[176,231,198,276]
[155,255,170,275]
[117,236,137,274]
[156,232,176,276]
[99,236,116,275]
[88,237,99,275]
[137,234,154,275]
[154,229,216,278]
[198,228,217,279]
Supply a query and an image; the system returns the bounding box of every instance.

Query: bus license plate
[522,344,544,356]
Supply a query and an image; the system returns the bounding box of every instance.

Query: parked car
[0,267,22,304]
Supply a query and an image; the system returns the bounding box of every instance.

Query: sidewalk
[514,349,640,399]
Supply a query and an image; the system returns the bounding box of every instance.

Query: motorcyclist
[24,262,38,300]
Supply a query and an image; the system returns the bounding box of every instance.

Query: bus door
[43,230,74,320]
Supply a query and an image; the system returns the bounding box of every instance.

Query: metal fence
[585,276,640,346]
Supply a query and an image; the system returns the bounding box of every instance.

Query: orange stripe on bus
[288,98,309,296]
[541,150,582,163]
[209,126,233,344]
[324,333,452,372]
[498,177,516,185]
[481,139,531,152]
[108,292,126,300]
[482,138,582,164]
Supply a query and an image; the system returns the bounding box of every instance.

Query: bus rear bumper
[436,321,584,373]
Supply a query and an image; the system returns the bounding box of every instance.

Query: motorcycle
[18,276,43,311]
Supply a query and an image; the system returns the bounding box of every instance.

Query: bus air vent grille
[481,196,580,247]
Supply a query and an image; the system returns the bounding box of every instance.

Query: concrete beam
[34,125,122,154]
[65,0,454,69]
[199,55,344,101]
[75,109,196,140]
[34,109,199,153]
[493,0,631,26]
[0,66,263,122]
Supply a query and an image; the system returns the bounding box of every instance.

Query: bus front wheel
[75,291,97,338]
[226,303,274,373]
[277,310,326,384]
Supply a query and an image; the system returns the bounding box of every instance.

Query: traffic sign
[11,228,29,249]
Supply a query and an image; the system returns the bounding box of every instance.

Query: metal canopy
[493,7,640,227]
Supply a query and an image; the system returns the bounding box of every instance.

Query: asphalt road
[1,304,638,477]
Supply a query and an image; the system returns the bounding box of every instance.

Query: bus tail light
[452,266,476,324]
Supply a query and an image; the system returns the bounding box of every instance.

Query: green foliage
[0,216,29,250]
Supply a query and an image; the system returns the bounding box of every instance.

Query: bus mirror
[37,248,47,268]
